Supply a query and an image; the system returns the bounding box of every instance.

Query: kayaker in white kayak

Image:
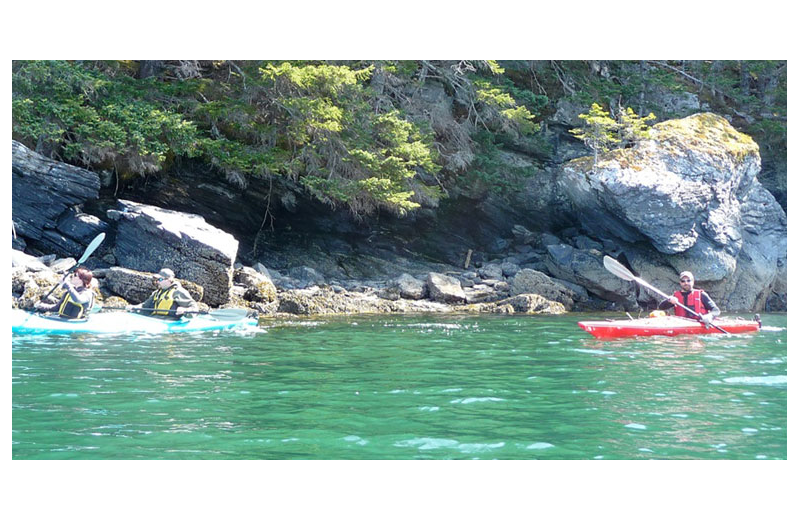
[126,268,199,319]
[34,267,96,319]
[657,270,720,325]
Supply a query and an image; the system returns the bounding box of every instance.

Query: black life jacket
[57,287,93,319]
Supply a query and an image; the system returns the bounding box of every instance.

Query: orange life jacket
[673,289,708,318]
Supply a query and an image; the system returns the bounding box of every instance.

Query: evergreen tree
[570,104,656,168]
[570,103,619,168]
[617,107,656,147]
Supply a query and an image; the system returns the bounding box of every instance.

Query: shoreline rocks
[11,202,785,317]
[11,251,574,317]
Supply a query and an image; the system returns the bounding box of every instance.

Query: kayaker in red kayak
[34,267,96,319]
[657,271,720,326]
[126,268,199,319]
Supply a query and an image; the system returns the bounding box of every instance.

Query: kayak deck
[578,316,761,339]
[11,309,258,335]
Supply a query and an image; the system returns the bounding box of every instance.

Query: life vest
[673,289,708,318]
[152,286,179,316]
[57,288,93,319]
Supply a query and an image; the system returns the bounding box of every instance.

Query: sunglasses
[680,278,692,283]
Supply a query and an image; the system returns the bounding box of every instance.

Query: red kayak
[578,316,761,339]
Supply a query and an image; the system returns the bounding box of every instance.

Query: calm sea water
[11,313,786,459]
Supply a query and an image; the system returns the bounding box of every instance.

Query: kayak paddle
[102,306,251,321]
[603,255,730,334]
[41,232,106,302]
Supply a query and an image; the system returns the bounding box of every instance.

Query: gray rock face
[108,200,239,306]
[558,113,786,311]
[12,140,103,254]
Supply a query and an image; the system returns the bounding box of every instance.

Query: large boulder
[509,268,577,310]
[107,200,239,306]
[100,266,203,304]
[558,113,786,311]
[234,266,278,303]
[544,245,638,310]
[390,273,427,300]
[494,294,566,315]
[426,273,466,304]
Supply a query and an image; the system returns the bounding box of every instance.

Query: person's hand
[669,296,679,305]
[175,307,185,316]
[701,313,713,325]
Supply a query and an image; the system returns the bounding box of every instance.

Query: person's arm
[128,291,156,311]
[172,288,199,315]
[35,274,69,311]
[658,296,678,310]
[34,300,58,312]
[701,292,721,318]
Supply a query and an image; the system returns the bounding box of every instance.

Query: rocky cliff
[12,61,787,316]
[11,110,787,315]
[557,113,786,311]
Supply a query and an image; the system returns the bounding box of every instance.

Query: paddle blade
[78,233,106,264]
[41,232,107,301]
[603,255,636,281]
[208,308,250,321]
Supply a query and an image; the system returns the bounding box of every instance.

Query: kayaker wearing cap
[34,267,96,319]
[657,271,720,326]
[127,268,199,319]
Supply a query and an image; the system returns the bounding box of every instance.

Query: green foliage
[258,62,440,215]
[474,79,540,135]
[560,59,784,203]
[571,103,657,166]
[617,107,656,146]
[380,61,420,78]
[12,60,443,217]
[570,103,620,165]
[12,60,203,175]
[12,59,786,219]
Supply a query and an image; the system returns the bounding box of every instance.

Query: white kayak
[11,308,258,335]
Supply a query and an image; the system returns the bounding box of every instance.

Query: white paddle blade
[208,308,250,321]
[78,233,106,264]
[603,255,636,281]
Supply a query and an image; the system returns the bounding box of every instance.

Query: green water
[11,313,786,459]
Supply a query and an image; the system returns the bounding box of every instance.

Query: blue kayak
[11,309,258,335]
